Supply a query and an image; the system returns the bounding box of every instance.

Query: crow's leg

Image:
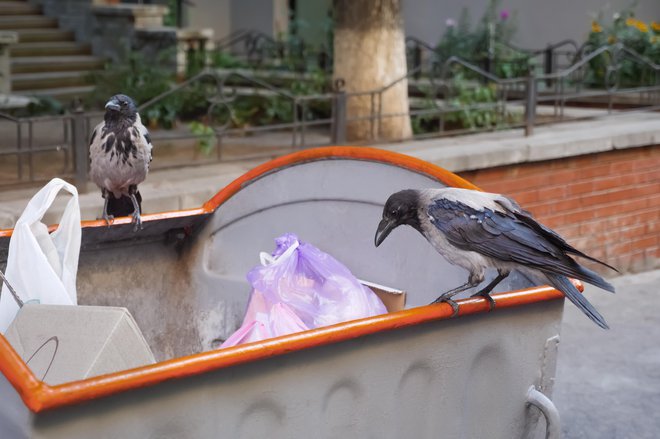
[470,269,510,311]
[431,274,483,317]
[101,188,114,226]
[128,185,142,231]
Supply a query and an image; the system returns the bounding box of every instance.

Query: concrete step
[15,28,74,43]
[11,55,105,74]
[11,70,92,91]
[27,85,95,102]
[0,2,40,15]
[10,41,91,57]
[0,15,56,29]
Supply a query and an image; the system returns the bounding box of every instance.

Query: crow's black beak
[375,218,396,247]
[105,100,120,112]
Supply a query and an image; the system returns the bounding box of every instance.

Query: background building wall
[186,0,660,47]
[185,0,230,39]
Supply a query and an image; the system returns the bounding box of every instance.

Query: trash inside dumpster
[0,147,566,439]
[222,232,388,347]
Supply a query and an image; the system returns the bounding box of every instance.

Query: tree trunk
[333,0,412,142]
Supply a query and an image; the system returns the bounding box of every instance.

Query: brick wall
[459,145,660,274]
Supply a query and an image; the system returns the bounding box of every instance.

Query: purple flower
[446,18,457,28]
[500,10,510,20]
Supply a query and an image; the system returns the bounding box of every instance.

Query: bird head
[375,189,421,247]
[104,94,138,123]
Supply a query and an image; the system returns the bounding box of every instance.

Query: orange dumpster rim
[0,146,569,413]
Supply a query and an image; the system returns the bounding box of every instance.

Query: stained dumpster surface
[0,147,564,438]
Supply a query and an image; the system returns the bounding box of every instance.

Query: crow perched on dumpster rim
[375,188,617,329]
[89,94,152,230]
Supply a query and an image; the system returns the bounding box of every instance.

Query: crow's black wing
[503,202,618,272]
[427,198,614,292]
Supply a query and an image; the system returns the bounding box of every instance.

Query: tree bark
[333,0,412,142]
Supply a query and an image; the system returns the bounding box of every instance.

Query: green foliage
[87,50,177,127]
[586,8,660,86]
[224,68,331,129]
[188,121,216,155]
[8,96,64,118]
[444,79,500,129]
[412,76,521,135]
[162,0,179,27]
[436,0,531,79]
[209,51,247,69]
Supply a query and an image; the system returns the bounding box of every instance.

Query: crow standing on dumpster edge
[375,188,617,329]
[89,94,152,230]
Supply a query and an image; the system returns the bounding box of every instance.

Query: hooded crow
[375,188,616,329]
[89,94,153,230]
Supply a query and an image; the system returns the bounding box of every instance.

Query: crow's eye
[390,208,398,216]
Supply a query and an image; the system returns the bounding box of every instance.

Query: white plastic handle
[259,240,300,266]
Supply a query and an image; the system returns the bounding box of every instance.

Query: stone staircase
[0,0,104,102]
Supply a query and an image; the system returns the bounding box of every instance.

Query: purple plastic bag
[222,233,387,347]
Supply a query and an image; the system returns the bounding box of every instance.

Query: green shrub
[411,76,521,134]
[436,0,531,79]
[586,9,660,87]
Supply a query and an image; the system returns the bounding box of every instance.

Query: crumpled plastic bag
[0,178,80,333]
[221,233,387,348]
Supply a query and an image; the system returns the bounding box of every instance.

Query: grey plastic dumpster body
[0,147,564,438]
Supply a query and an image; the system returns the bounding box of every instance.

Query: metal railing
[214,29,332,73]
[0,43,657,190]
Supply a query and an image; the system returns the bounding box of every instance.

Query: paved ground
[554,269,660,439]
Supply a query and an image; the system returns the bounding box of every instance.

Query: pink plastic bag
[221,291,309,347]
[221,233,387,348]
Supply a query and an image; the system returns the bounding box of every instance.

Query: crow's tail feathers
[574,263,616,293]
[106,191,142,218]
[545,273,609,329]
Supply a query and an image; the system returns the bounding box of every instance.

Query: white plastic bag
[0,178,81,333]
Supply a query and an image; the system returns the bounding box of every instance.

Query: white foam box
[4,304,156,385]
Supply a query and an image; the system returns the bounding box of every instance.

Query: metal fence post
[412,45,422,80]
[331,87,347,144]
[72,104,89,192]
[0,32,17,94]
[544,45,554,87]
[524,71,537,137]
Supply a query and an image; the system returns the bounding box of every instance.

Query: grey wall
[404,0,660,49]
[185,0,230,38]
[230,0,275,36]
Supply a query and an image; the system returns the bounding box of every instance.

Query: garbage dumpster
[0,146,565,438]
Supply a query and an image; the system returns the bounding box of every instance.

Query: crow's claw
[431,295,460,317]
[131,211,143,232]
[471,291,496,311]
[101,213,114,227]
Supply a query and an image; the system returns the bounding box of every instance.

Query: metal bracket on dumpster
[526,386,561,439]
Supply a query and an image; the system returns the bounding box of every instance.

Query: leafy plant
[87,50,177,127]
[210,51,247,69]
[8,96,64,117]
[586,8,660,87]
[445,80,500,129]
[411,76,521,134]
[436,0,530,78]
[189,121,216,155]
